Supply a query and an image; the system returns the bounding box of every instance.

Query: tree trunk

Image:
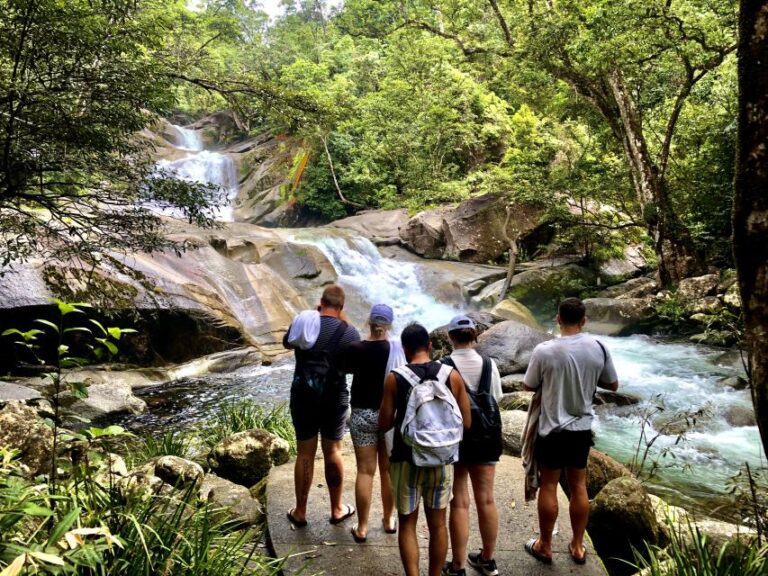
[607,70,706,285]
[733,0,768,457]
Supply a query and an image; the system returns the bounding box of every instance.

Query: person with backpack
[283,284,360,527]
[343,303,405,543]
[440,315,502,576]
[378,323,472,576]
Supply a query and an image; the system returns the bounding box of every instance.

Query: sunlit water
[153,125,239,221]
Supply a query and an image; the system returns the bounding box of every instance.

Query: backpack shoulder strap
[436,363,454,385]
[478,356,493,394]
[596,340,607,365]
[393,365,421,387]
[440,356,457,369]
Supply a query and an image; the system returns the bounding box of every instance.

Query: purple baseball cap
[369,303,394,325]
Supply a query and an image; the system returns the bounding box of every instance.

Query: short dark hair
[448,328,476,344]
[558,297,586,325]
[320,285,345,309]
[401,322,430,354]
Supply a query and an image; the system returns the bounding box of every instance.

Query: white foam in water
[152,125,238,221]
[290,233,459,333]
[593,334,765,493]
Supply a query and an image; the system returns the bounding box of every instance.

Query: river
[118,124,765,517]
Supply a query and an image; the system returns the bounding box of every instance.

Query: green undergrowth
[200,401,296,454]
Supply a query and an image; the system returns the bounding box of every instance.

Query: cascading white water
[154,125,238,221]
[290,232,459,333]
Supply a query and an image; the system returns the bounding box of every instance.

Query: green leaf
[68,382,89,399]
[86,425,127,438]
[34,319,59,333]
[63,326,93,336]
[96,338,118,355]
[89,319,108,336]
[107,327,122,340]
[46,508,79,547]
[21,503,54,517]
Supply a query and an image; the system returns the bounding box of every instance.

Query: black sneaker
[467,551,498,576]
[442,562,466,576]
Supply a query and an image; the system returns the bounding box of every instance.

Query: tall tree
[733,0,768,456]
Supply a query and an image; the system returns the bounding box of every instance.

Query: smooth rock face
[63,381,146,420]
[199,474,264,526]
[259,241,337,291]
[500,410,528,457]
[584,449,632,499]
[677,273,719,301]
[597,276,659,300]
[0,401,53,477]
[401,207,451,258]
[723,405,757,427]
[589,477,664,575]
[209,429,291,487]
[475,320,553,376]
[598,245,649,285]
[330,209,410,245]
[0,382,44,406]
[429,311,504,359]
[490,298,541,329]
[717,375,749,390]
[583,297,655,336]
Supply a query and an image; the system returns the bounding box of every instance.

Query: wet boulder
[723,405,756,427]
[0,401,53,477]
[589,477,665,574]
[583,297,655,336]
[594,390,642,407]
[507,264,597,317]
[475,320,553,376]
[489,298,540,329]
[199,474,264,526]
[208,429,291,487]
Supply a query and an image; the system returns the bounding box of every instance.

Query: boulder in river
[507,264,597,317]
[208,429,291,487]
[584,449,632,499]
[597,276,659,300]
[722,405,756,427]
[490,298,541,329]
[475,320,553,376]
[329,209,410,246]
[598,245,650,285]
[429,311,504,359]
[589,477,665,574]
[0,401,53,478]
[583,297,655,336]
[62,381,147,420]
[401,206,451,258]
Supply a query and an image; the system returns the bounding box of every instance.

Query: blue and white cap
[369,303,394,325]
[448,314,476,332]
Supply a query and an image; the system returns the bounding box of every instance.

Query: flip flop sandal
[525,538,553,565]
[382,519,397,534]
[286,509,307,528]
[329,504,356,525]
[569,543,588,565]
[351,526,367,543]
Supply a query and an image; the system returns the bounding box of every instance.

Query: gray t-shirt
[524,333,618,437]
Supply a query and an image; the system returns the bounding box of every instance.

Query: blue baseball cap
[370,303,394,325]
[448,314,476,332]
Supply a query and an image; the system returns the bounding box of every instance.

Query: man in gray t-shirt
[523,297,618,565]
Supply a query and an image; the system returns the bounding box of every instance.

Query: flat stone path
[267,443,607,575]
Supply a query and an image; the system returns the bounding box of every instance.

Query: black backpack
[294,321,348,397]
[441,355,503,463]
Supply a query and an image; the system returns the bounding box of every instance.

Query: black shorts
[535,429,594,470]
[290,386,349,442]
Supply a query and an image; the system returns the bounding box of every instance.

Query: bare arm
[378,373,397,432]
[598,379,619,392]
[449,370,472,429]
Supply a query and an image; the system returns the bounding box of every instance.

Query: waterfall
[154,125,238,221]
[290,232,459,333]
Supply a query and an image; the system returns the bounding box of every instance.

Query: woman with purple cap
[441,314,503,576]
[343,303,405,543]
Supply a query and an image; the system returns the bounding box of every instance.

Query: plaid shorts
[389,460,454,515]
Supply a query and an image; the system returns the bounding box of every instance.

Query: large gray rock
[259,241,337,291]
[490,298,541,329]
[208,429,291,487]
[500,410,528,457]
[583,297,655,336]
[597,276,659,300]
[475,320,553,376]
[0,382,44,406]
[0,401,53,477]
[589,477,665,575]
[677,274,719,301]
[199,474,264,526]
[507,264,597,317]
[599,245,650,285]
[723,405,756,427]
[330,209,410,245]
[400,207,451,258]
[584,449,632,499]
[63,381,146,420]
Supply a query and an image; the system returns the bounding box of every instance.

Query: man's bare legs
[566,466,589,561]
[425,505,449,576]
[532,465,561,560]
[377,442,396,531]
[321,437,346,520]
[448,465,470,569]
[398,510,420,576]
[291,436,318,523]
[469,464,498,562]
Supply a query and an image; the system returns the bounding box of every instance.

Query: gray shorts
[349,408,380,447]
